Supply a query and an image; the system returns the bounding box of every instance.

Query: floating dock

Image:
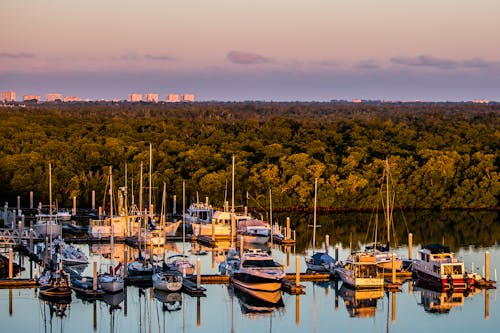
[0,278,38,288]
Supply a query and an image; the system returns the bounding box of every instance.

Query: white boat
[237,219,270,245]
[127,258,154,277]
[232,249,285,292]
[152,271,183,292]
[88,215,131,238]
[335,252,384,290]
[166,254,195,276]
[52,238,88,266]
[192,210,252,237]
[97,166,124,294]
[57,209,72,221]
[412,244,474,291]
[183,201,214,225]
[33,214,62,238]
[140,228,166,246]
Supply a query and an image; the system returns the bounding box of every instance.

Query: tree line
[0,101,498,211]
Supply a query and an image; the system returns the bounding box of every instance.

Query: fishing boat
[152,268,183,292]
[305,178,336,272]
[335,252,384,290]
[412,244,474,291]
[232,249,285,292]
[183,199,214,225]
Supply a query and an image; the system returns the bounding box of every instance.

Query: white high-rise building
[143,93,159,103]
[46,93,63,102]
[1,91,16,102]
[181,94,195,102]
[128,93,142,102]
[23,94,41,102]
[165,94,180,102]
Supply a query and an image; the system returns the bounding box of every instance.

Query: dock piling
[335,244,339,261]
[197,257,201,290]
[325,234,330,252]
[9,248,13,278]
[295,255,300,287]
[485,251,490,281]
[93,261,97,291]
[408,233,413,260]
[392,253,396,284]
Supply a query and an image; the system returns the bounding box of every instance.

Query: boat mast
[313,177,317,254]
[386,158,390,245]
[231,154,235,248]
[109,166,114,277]
[149,143,153,221]
[48,162,53,267]
[182,181,186,254]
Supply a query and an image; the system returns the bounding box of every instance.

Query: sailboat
[165,181,195,276]
[97,166,124,294]
[38,163,72,300]
[305,178,336,272]
[363,158,403,271]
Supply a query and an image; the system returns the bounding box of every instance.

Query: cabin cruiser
[412,244,474,291]
[335,252,384,290]
[232,249,285,292]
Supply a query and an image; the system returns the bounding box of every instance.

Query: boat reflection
[339,285,384,318]
[100,291,124,310]
[414,284,478,314]
[230,284,285,319]
[153,289,182,312]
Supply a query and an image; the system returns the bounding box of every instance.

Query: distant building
[23,94,41,102]
[351,99,362,103]
[143,93,159,103]
[63,96,81,102]
[472,99,489,104]
[181,94,195,102]
[165,94,180,102]
[1,90,16,102]
[128,93,142,102]
[46,93,63,102]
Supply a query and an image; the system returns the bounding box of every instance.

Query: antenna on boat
[313,177,317,254]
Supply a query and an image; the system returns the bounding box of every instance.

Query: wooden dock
[281,279,306,294]
[0,278,38,288]
[182,279,206,296]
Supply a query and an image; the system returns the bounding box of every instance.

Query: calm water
[1,211,499,333]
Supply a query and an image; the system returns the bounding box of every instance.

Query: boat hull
[152,272,183,292]
[98,274,124,293]
[33,223,62,238]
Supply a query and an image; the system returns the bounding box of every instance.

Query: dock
[0,278,38,288]
[182,279,206,296]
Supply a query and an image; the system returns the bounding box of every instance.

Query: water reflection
[231,284,285,319]
[339,285,384,318]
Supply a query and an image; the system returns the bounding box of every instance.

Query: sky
[1,0,500,101]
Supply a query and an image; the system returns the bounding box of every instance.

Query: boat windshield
[242,259,279,268]
[442,264,463,275]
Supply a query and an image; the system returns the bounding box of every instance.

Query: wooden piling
[408,233,413,260]
[124,249,128,278]
[295,256,300,287]
[211,218,215,241]
[485,251,490,281]
[91,190,95,210]
[29,191,33,209]
[73,196,77,216]
[325,234,330,252]
[197,257,201,290]
[93,261,97,291]
[392,253,396,284]
[335,244,339,261]
[9,248,13,279]
[286,217,291,240]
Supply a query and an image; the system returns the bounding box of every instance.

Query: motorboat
[33,213,62,238]
[152,269,183,292]
[237,219,270,245]
[51,238,88,266]
[183,201,214,225]
[166,254,195,276]
[412,244,474,291]
[191,210,252,237]
[335,252,384,290]
[232,249,285,292]
[305,252,336,272]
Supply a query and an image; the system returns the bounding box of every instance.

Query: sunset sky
[2,0,499,101]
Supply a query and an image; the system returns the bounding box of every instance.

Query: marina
[0,209,498,332]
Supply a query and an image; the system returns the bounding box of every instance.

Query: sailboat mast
[182,181,186,254]
[231,155,235,248]
[109,166,114,276]
[386,158,390,244]
[313,177,317,253]
[48,163,53,264]
[149,143,153,219]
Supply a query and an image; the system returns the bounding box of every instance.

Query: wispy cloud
[354,60,380,70]
[144,54,176,61]
[462,57,497,68]
[226,51,273,65]
[390,55,458,69]
[0,52,36,59]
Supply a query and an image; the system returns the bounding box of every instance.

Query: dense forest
[0,101,498,211]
